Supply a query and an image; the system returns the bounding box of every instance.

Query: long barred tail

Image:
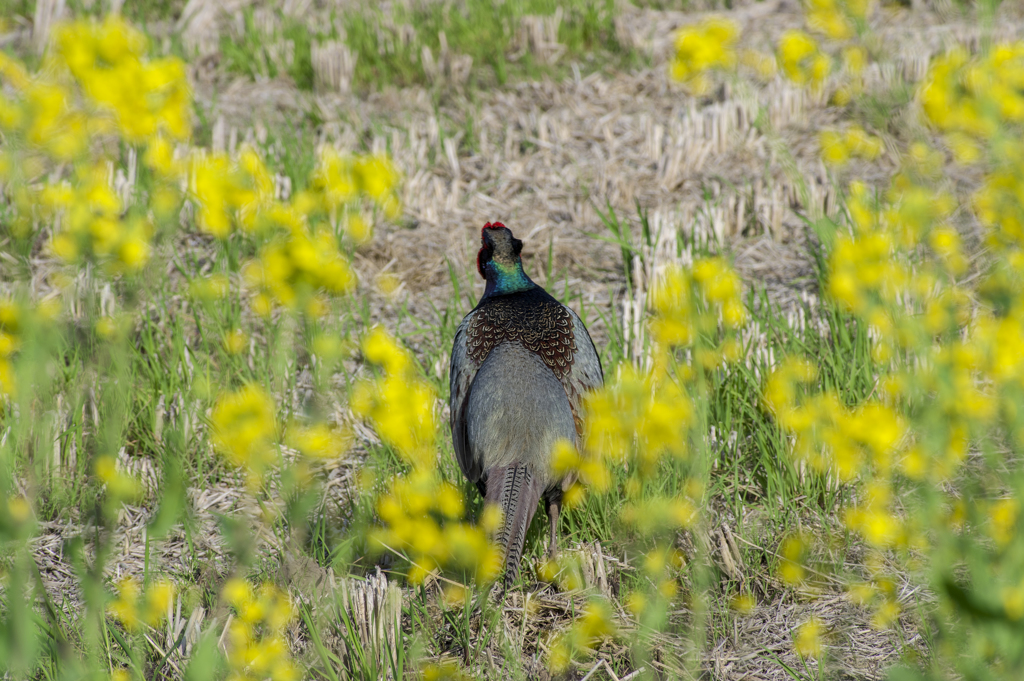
[484,463,544,587]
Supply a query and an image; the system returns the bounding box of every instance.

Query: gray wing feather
[564,306,604,430]
[449,314,482,483]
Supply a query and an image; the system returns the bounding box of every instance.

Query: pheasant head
[477,222,536,297]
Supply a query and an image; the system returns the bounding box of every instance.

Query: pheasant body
[450,223,603,587]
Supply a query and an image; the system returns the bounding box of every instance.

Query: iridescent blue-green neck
[483,260,536,298]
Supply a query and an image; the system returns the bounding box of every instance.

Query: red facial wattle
[478,221,506,278]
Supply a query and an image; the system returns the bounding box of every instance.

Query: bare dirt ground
[16,0,1024,678]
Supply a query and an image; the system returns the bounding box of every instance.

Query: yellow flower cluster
[351,328,436,465]
[778,533,810,586]
[210,385,280,487]
[0,54,86,161]
[0,302,22,397]
[919,44,1024,251]
[547,259,747,669]
[209,385,351,496]
[827,179,960,329]
[53,17,190,142]
[243,224,356,317]
[1,18,400,319]
[847,568,902,630]
[920,45,1024,140]
[189,150,274,238]
[670,17,740,94]
[41,162,152,272]
[777,31,831,90]
[648,260,745,365]
[805,0,869,41]
[765,359,917,626]
[285,422,351,460]
[184,146,397,315]
[0,16,188,160]
[0,299,58,398]
[550,439,610,508]
[819,126,884,166]
[567,259,747,518]
[794,617,824,658]
[547,599,615,673]
[774,36,1024,646]
[585,365,693,475]
[222,578,298,681]
[108,577,174,632]
[764,359,906,482]
[0,18,191,274]
[421,661,473,681]
[739,49,779,82]
[974,160,1024,249]
[353,328,500,584]
[313,149,402,222]
[95,454,141,503]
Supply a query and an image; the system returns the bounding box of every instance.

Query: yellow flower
[242,225,356,314]
[190,274,230,301]
[842,45,868,75]
[779,534,808,586]
[221,580,298,681]
[143,580,175,627]
[988,498,1019,547]
[795,617,824,658]
[286,423,351,460]
[109,577,142,630]
[95,455,140,502]
[871,599,901,629]
[222,329,249,355]
[354,154,401,205]
[210,385,279,486]
[820,130,849,166]
[740,49,778,80]
[54,17,190,142]
[671,18,740,92]
[547,600,615,673]
[731,593,755,614]
[1003,584,1024,620]
[109,577,174,631]
[777,31,830,90]
[806,0,854,40]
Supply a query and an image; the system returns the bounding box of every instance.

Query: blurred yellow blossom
[95,455,141,502]
[731,593,756,614]
[794,617,824,658]
[740,49,778,81]
[210,385,279,487]
[109,577,174,631]
[351,328,434,463]
[779,534,809,586]
[547,599,615,673]
[242,225,355,315]
[286,423,350,460]
[190,274,231,301]
[222,329,249,355]
[777,31,831,90]
[41,162,153,273]
[820,126,884,167]
[670,17,740,94]
[355,327,499,585]
[222,579,298,681]
[988,498,1019,547]
[54,16,190,143]
[314,148,401,221]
